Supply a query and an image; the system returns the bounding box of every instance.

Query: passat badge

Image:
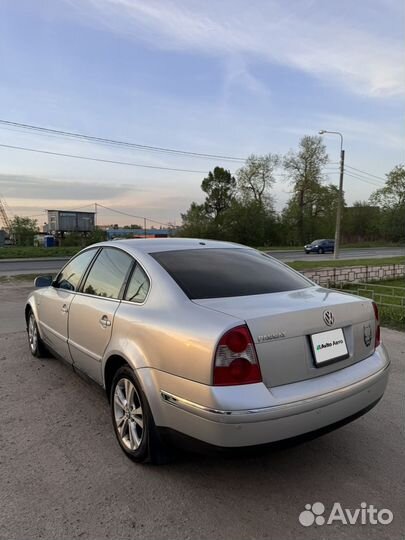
[257,331,286,343]
[363,324,372,347]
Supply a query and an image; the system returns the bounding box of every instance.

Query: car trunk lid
[194,287,376,387]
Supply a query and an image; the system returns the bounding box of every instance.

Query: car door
[38,248,99,360]
[67,247,134,383]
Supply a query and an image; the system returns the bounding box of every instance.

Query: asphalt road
[0,282,404,540]
[0,247,403,277]
[269,246,404,262]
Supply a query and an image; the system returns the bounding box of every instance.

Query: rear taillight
[372,302,381,348]
[213,325,262,386]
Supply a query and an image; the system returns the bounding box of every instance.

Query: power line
[96,203,170,227]
[344,171,382,188]
[0,143,209,174]
[345,164,386,183]
[0,119,246,163]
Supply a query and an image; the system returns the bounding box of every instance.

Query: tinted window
[124,264,150,303]
[82,248,133,299]
[152,248,311,299]
[56,249,97,291]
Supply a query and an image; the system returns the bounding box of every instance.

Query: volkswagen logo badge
[323,310,335,326]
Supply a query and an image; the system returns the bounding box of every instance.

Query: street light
[318,130,345,259]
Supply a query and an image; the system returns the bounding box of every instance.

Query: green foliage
[368,164,405,242]
[85,228,107,244]
[0,246,80,259]
[178,137,405,247]
[342,202,381,242]
[282,136,330,243]
[59,228,107,247]
[201,167,236,219]
[237,154,279,206]
[370,164,405,208]
[179,202,213,239]
[9,216,39,246]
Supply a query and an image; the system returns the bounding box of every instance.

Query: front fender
[25,293,42,336]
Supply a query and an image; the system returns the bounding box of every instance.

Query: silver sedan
[26,238,390,463]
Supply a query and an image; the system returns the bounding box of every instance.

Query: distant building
[47,210,95,235]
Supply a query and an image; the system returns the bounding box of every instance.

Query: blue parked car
[304,239,335,254]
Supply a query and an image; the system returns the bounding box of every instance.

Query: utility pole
[334,148,345,260]
[144,217,147,238]
[319,130,344,259]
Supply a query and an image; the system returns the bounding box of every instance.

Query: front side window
[152,248,311,300]
[82,248,133,299]
[124,264,150,303]
[55,248,98,291]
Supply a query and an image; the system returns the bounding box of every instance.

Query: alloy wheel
[113,378,144,450]
[28,313,38,353]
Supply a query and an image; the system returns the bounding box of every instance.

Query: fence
[302,263,405,287]
[300,263,405,326]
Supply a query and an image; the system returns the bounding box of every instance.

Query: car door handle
[99,315,112,328]
[61,304,69,314]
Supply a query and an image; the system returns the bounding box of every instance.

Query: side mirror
[34,275,53,288]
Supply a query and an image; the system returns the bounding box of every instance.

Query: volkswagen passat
[26,239,390,463]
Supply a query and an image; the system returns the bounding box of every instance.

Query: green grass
[335,278,405,330]
[0,246,80,259]
[288,256,405,271]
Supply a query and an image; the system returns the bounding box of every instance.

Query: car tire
[110,366,171,464]
[318,247,324,254]
[27,310,48,358]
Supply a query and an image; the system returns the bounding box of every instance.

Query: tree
[10,216,39,246]
[369,164,405,208]
[283,136,329,243]
[178,202,211,238]
[369,164,405,242]
[123,223,143,229]
[237,154,279,206]
[342,202,381,243]
[220,199,279,247]
[201,167,236,220]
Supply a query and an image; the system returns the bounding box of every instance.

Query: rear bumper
[140,345,390,448]
[157,397,382,455]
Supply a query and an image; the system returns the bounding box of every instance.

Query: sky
[0,0,404,227]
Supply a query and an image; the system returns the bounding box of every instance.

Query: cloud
[0,174,138,200]
[66,0,404,98]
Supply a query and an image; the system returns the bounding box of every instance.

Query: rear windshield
[151,248,311,299]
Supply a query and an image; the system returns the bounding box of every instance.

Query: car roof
[95,237,247,254]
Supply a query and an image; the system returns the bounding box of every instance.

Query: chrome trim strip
[160,361,390,417]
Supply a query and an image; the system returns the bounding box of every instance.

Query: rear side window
[55,248,98,291]
[151,248,311,299]
[124,264,150,303]
[82,248,133,299]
